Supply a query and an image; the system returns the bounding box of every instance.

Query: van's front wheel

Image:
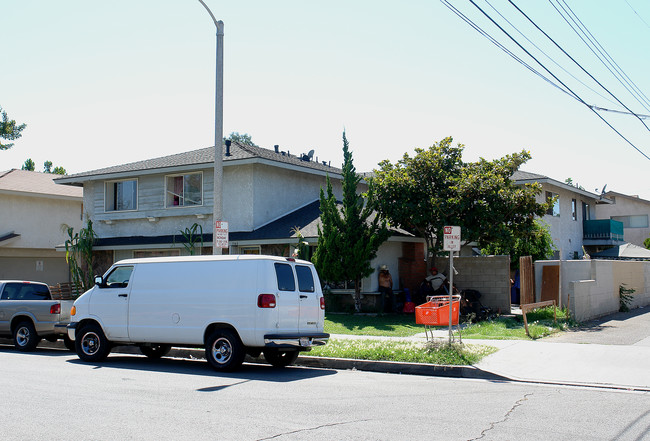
[263,349,299,367]
[75,324,111,362]
[205,329,245,372]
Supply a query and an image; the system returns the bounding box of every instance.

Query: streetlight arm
[197,0,224,33]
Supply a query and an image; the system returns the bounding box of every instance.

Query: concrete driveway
[543,306,650,346]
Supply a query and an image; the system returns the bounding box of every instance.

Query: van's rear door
[273,262,300,333]
[294,264,320,333]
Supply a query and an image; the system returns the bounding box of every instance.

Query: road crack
[256,419,373,440]
[470,393,533,440]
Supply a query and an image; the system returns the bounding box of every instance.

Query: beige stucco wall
[0,193,83,284]
[535,259,650,321]
[594,194,650,247]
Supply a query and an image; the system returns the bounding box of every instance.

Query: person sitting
[425,267,447,295]
[378,264,396,312]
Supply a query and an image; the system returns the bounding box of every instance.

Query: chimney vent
[274,145,279,153]
[225,139,232,156]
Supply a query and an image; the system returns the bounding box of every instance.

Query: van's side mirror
[94,276,104,287]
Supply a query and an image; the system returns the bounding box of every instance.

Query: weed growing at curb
[309,338,497,365]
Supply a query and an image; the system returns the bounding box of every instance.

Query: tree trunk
[354,277,362,313]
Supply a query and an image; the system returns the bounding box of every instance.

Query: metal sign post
[443,226,461,344]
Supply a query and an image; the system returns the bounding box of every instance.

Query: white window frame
[104,178,138,212]
[164,172,203,208]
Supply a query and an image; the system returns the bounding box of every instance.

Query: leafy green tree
[224,132,258,147]
[44,161,53,173]
[481,220,556,268]
[22,158,35,171]
[313,132,390,312]
[370,137,550,269]
[52,166,66,175]
[0,106,26,150]
[644,237,650,250]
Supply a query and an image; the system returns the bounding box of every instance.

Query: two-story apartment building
[595,191,650,248]
[513,171,621,259]
[0,169,83,284]
[55,142,424,293]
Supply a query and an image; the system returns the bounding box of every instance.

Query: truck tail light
[50,304,61,314]
[320,297,325,310]
[257,294,276,308]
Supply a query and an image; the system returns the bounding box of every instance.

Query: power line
[483,0,618,107]
[624,0,650,30]
[551,0,650,113]
[439,1,575,101]
[467,0,650,160]
[506,0,650,134]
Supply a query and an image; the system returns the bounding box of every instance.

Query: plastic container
[415,295,460,326]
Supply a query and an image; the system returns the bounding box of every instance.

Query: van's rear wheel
[263,349,299,368]
[14,321,40,352]
[205,329,245,372]
[140,344,172,359]
[75,324,111,362]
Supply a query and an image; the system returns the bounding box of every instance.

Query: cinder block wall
[434,255,511,314]
[537,259,650,321]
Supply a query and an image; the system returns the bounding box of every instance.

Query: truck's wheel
[75,324,111,362]
[205,329,245,372]
[140,344,172,359]
[13,320,40,352]
[263,349,299,368]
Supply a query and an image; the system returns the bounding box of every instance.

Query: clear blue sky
[3,1,649,198]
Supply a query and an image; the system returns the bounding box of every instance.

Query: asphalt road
[2,346,649,440]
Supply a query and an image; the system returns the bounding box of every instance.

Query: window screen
[296,265,315,293]
[274,263,296,291]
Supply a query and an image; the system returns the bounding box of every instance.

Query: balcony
[583,219,625,246]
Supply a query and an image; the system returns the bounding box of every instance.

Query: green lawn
[325,307,575,340]
[309,338,497,365]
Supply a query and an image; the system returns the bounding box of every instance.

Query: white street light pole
[198,0,224,255]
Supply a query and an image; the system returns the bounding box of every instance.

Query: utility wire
[624,0,650,30]
[468,0,650,160]
[484,0,617,106]
[552,0,650,112]
[439,0,575,101]
[508,0,650,133]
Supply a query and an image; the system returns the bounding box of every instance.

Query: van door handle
[118,294,128,298]
[300,295,308,299]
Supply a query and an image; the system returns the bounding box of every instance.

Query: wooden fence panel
[519,256,534,305]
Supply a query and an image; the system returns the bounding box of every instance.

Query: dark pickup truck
[0,280,73,351]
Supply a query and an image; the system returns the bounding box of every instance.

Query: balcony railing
[583,219,624,242]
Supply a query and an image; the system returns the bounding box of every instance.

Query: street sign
[443,226,461,251]
[214,221,229,249]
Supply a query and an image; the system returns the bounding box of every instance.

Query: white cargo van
[68,255,329,371]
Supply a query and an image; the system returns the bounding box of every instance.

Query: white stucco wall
[535,183,596,259]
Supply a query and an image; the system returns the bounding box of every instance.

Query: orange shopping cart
[415,294,462,342]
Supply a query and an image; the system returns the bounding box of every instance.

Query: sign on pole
[443,226,460,344]
[443,226,461,251]
[214,221,229,249]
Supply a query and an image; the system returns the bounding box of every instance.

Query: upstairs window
[105,179,137,212]
[611,215,649,229]
[546,191,560,217]
[571,199,577,221]
[166,172,203,207]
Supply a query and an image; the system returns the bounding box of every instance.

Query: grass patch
[325,314,422,337]
[309,338,497,365]
[460,307,576,340]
